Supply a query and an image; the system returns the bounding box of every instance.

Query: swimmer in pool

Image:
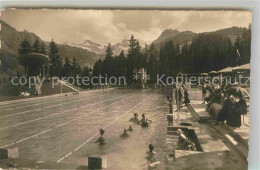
[146,144,156,163]
[129,113,139,123]
[139,113,152,127]
[148,144,156,154]
[94,128,105,144]
[120,129,129,138]
[128,125,133,132]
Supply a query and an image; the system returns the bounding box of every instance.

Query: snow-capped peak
[64,39,148,56]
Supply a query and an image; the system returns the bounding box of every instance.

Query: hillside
[0,20,104,76]
[206,26,247,43]
[153,26,246,50]
[153,29,180,45]
[154,30,196,49]
[0,19,248,76]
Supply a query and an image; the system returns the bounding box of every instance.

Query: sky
[0,9,252,45]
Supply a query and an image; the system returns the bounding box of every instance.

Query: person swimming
[139,113,152,127]
[146,144,157,163]
[94,128,106,145]
[129,113,139,123]
[128,125,133,132]
[149,144,155,153]
[120,129,130,138]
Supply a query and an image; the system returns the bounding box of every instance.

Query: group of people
[129,113,152,127]
[120,125,133,138]
[167,83,191,111]
[94,125,134,145]
[94,113,152,145]
[175,84,191,108]
[202,82,248,128]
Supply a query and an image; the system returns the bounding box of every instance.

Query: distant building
[133,68,147,88]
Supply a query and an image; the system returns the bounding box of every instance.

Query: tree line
[18,24,251,87]
[93,24,251,85]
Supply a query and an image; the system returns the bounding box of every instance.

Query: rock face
[153,29,180,45]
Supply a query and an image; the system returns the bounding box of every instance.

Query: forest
[91,24,251,85]
[16,24,251,87]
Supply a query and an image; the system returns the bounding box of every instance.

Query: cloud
[0,9,252,45]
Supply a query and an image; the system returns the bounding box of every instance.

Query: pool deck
[189,101,249,148]
[157,100,248,170]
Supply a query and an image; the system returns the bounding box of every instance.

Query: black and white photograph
[0,7,253,169]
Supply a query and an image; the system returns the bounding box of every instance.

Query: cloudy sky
[1,9,252,45]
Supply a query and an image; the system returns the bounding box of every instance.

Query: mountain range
[0,19,247,76]
[0,20,104,71]
[63,39,147,56]
[64,27,246,55]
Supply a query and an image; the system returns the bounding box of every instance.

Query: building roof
[19,53,50,66]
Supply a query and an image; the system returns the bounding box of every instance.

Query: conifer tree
[115,50,127,78]
[127,34,136,55]
[93,59,103,84]
[18,39,31,56]
[102,43,113,79]
[147,43,159,83]
[32,39,40,53]
[40,43,47,55]
[82,66,90,77]
[49,39,62,77]
[62,57,71,77]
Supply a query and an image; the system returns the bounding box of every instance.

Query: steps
[211,124,248,162]
[188,102,249,163]
[187,104,215,123]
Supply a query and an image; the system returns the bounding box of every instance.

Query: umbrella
[225,87,249,99]
[238,87,250,98]
[209,71,217,74]
[232,63,250,71]
[217,67,233,73]
[200,73,208,76]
